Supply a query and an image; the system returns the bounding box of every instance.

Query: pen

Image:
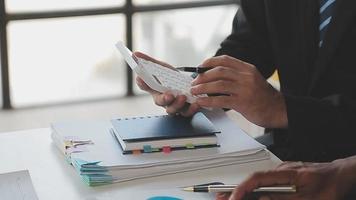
[176,67,214,74]
[183,185,297,193]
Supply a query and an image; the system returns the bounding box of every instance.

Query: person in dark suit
[135,0,356,162]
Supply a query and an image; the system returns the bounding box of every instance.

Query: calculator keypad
[137,58,206,102]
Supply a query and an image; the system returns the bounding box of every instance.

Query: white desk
[0,128,281,200]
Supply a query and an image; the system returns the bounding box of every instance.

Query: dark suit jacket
[216,0,356,162]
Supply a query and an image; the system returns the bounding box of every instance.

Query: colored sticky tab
[186,143,195,149]
[73,158,101,166]
[147,196,183,200]
[66,145,88,154]
[152,148,160,152]
[132,150,141,155]
[64,136,80,141]
[65,155,72,164]
[64,140,73,147]
[162,146,171,154]
[143,145,152,153]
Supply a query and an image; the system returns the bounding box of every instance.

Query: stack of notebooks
[51,109,269,186]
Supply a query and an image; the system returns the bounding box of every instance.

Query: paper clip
[62,136,94,156]
[64,137,93,149]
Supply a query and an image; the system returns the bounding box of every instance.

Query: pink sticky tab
[162,146,171,154]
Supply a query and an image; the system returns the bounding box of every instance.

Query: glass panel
[134,0,217,5]
[0,69,2,108]
[133,5,238,94]
[8,14,126,107]
[6,0,124,13]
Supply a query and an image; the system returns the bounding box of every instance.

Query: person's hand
[133,52,200,116]
[190,55,287,128]
[217,157,356,200]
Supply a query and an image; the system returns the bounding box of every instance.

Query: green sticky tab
[143,145,152,153]
[186,144,195,149]
[65,154,72,164]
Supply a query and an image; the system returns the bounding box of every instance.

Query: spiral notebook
[110,112,221,154]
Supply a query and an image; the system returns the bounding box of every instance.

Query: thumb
[133,51,173,69]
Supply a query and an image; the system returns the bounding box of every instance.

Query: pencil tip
[183,187,194,192]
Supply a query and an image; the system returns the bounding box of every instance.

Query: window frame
[0,0,238,109]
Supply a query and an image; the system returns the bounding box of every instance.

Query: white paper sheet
[0,170,39,200]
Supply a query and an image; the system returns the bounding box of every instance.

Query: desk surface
[0,128,281,200]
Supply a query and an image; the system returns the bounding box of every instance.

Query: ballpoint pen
[183,184,297,193]
[176,67,214,74]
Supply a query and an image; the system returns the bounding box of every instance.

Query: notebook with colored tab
[110,112,221,153]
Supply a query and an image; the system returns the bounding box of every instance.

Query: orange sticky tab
[132,150,141,155]
[162,146,171,154]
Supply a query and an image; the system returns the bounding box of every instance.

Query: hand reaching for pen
[216,157,356,200]
[133,52,200,116]
[191,55,287,128]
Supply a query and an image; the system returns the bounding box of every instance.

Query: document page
[0,170,39,200]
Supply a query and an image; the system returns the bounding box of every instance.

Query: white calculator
[115,42,206,103]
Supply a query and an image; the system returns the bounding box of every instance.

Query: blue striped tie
[319,0,336,47]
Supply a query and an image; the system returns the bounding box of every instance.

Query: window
[8,15,126,106]
[6,0,124,13]
[133,0,218,5]
[0,0,238,108]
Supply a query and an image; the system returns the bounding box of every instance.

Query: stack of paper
[51,109,269,186]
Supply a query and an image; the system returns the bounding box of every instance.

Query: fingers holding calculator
[133,51,201,117]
